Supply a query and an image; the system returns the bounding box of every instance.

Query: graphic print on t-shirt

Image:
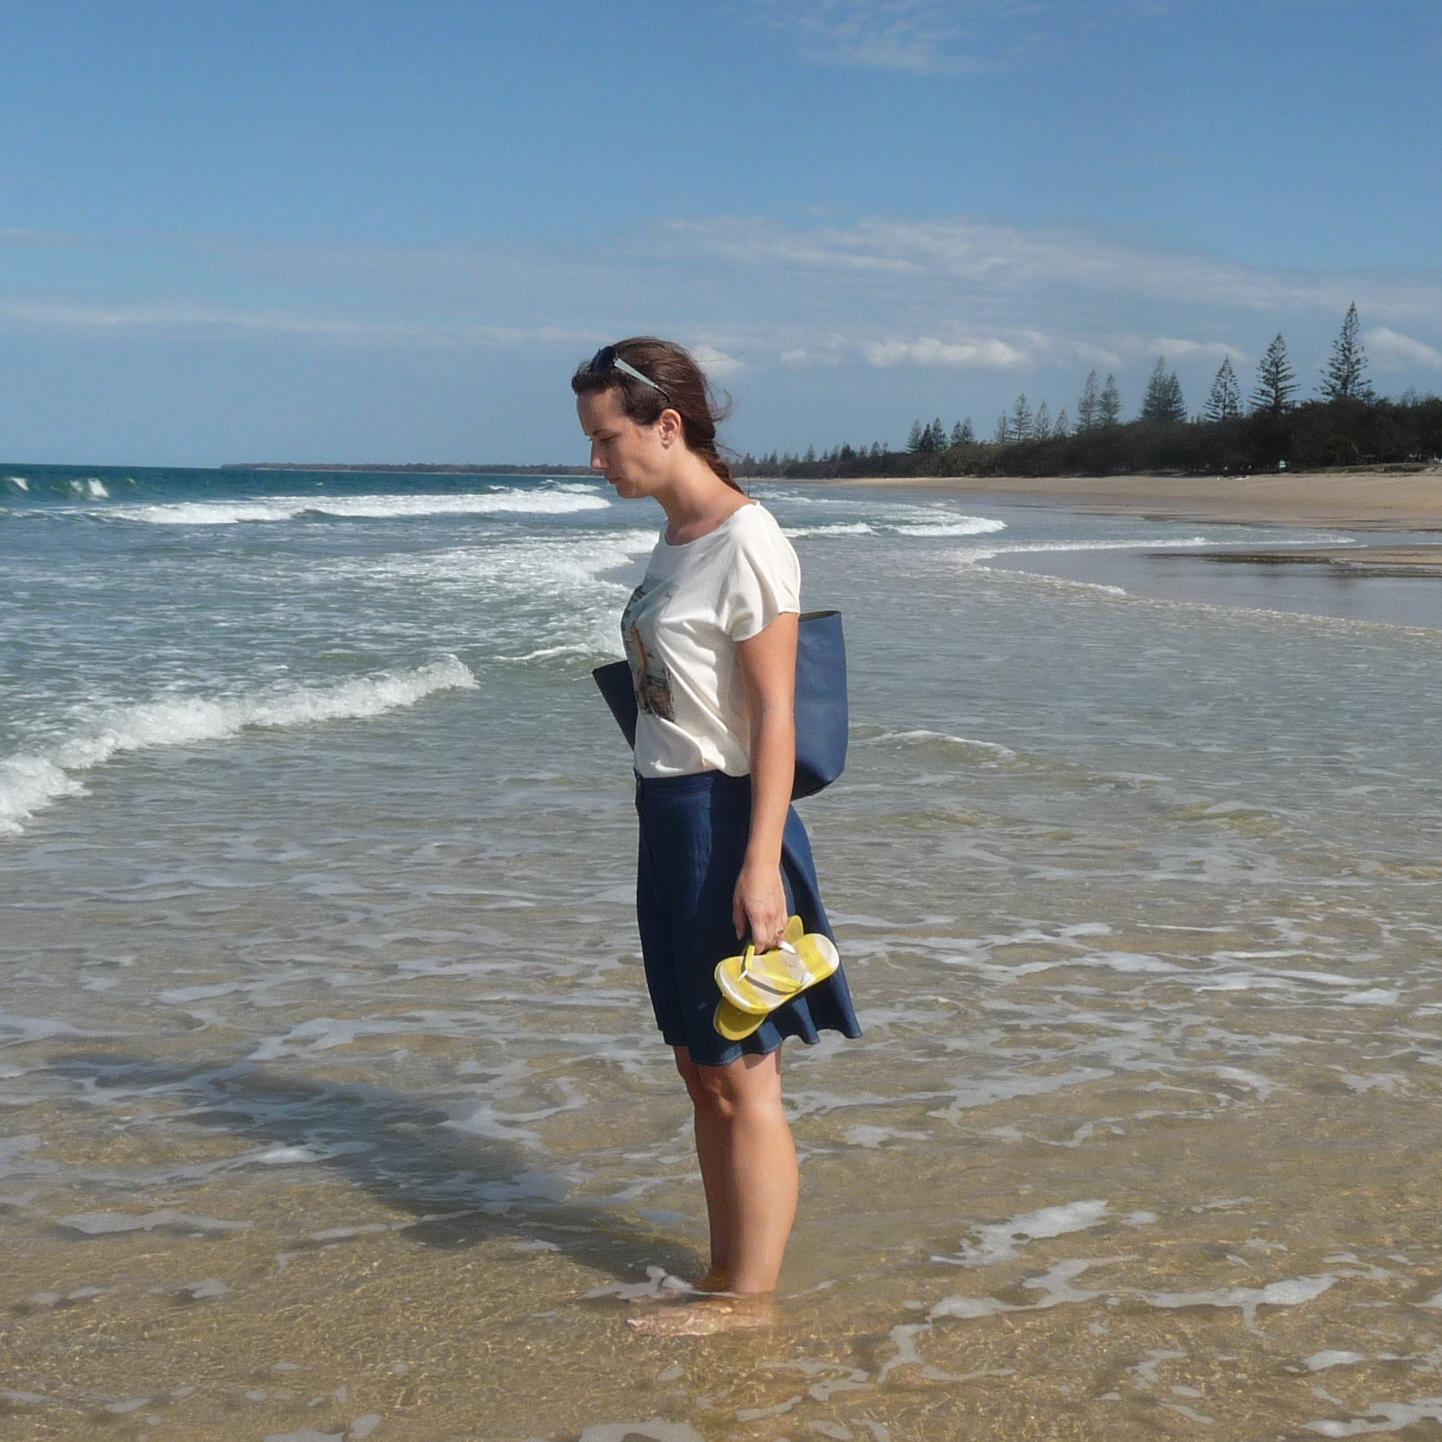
[622,576,676,720]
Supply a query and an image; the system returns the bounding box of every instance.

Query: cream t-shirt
[622,502,801,778]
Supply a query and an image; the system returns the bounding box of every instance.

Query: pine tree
[1053,408,1069,437]
[1034,400,1052,440]
[804,444,816,463]
[929,416,946,451]
[1010,393,1033,440]
[959,416,975,444]
[994,414,1010,444]
[1321,301,1374,401]
[1204,355,1242,422]
[950,421,965,447]
[1251,334,1297,415]
[906,420,925,452]
[1164,370,1185,422]
[1141,357,1186,422]
[1099,374,1122,426]
[1077,369,1100,431]
[1141,358,1169,421]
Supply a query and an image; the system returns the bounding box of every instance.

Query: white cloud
[864,335,1027,368]
[1132,336,1249,367]
[665,218,914,274]
[0,299,600,349]
[752,0,1055,75]
[700,324,1238,375]
[643,321,1254,378]
[1365,326,1442,370]
[1146,336,1233,358]
[690,343,747,379]
[667,215,1442,328]
[781,347,842,367]
[7,213,1439,405]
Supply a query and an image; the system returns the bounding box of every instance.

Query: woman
[573,338,861,1334]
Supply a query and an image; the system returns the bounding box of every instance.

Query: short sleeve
[720,509,802,641]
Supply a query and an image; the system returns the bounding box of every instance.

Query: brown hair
[571,336,743,492]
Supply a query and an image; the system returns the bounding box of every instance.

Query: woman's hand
[732,861,789,948]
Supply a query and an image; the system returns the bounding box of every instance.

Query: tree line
[735,303,1442,480]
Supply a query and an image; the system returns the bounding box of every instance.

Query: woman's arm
[731,611,799,946]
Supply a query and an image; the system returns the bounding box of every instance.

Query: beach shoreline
[781,467,1442,575]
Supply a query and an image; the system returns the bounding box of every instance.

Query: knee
[691,1066,735,1116]
[674,1052,708,1107]
[690,1057,782,1120]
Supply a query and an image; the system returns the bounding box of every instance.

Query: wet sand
[8,474,1442,1441]
[1158,545,1442,577]
[810,469,1442,585]
[819,467,1442,532]
[992,544,1442,629]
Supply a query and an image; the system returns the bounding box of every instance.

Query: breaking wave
[0,657,477,835]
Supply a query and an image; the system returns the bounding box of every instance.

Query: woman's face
[577,388,669,501]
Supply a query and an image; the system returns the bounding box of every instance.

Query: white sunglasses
[587,345,671,401]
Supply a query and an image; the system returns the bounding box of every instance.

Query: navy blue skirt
[634,770,863,1068]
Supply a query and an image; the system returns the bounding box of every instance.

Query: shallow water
[3,466,1441,1440]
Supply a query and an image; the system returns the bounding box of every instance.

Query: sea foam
[958,535,1214,566]
[351,526,657,663]
[896,516,1008,537]
[0,656,477,835]
[940,1200,1111,1266]
[104,487,610,525]
[860,727,1018,763]
[784,513,1007,540]
[784,522,878,538]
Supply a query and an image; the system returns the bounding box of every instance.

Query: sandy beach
[7,465,1442,1439]
[819,468,1442,572]
[1156,546,1442,576]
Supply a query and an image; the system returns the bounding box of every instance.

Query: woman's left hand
[732,861,789,948]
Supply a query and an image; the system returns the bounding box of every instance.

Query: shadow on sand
[49,1049,698,1290]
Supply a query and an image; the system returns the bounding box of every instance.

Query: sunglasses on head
[587,345,670,400]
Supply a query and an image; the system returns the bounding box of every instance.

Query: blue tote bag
[591,608,848,800]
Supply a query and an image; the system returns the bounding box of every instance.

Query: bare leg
[673,1048,730,1288]
[631,1049,795,1335]
[710,1049,797,1296]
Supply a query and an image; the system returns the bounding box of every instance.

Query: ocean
[3,463,1441,1441]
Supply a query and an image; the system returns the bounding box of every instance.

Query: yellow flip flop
[713,919,809,1042]
[714,916,840,1016]
[713,996,767,1042]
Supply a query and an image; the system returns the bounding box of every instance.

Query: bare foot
[619,1269,723,1307]
[626,1295,774,1337]
[620,1267,727,1305]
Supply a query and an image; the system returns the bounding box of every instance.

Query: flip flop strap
[739,941,803,999]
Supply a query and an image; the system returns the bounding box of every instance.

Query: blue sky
[4,0,1440,466]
